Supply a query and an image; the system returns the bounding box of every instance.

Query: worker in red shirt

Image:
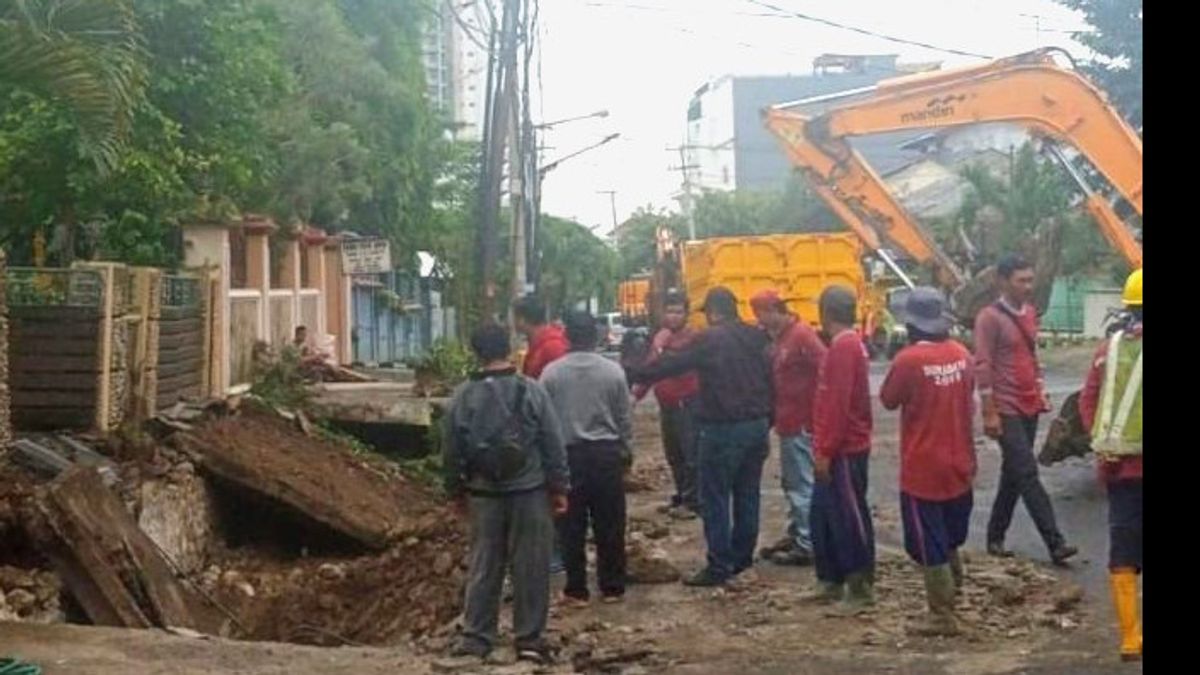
[880,287,975,637]
[750,289,826,567]
[974,254,1077,565]
[1078,269,1142,662]
[512,294,571,575]
[632,290,701,518]
[808,285,875,612]
[515,295,569,380]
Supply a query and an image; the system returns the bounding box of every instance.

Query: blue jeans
[779,432,815,553]
[697,418,770,579]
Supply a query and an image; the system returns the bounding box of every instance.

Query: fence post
[0,250,10,449]
[92,264,116,433]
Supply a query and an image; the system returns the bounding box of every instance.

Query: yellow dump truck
[681,232,878,335]
[617,275,652,325]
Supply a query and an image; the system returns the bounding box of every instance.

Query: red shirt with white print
[881,339,977,501]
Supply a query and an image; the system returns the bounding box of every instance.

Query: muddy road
[1,347,1141,674]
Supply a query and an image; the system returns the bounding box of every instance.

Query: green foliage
[951,143,1119,280]
[538,213,621,313]
[405,340,477,386]
[616,172,839,280]
[0,0,146,171]
[0,0,441,269]
[1056,0,1142,128]
[249,346,311,411]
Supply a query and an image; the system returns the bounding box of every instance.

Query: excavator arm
[806,48,1142,268]
[764,108,967,290]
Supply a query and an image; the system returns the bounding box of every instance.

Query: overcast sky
[531,0,1091,234]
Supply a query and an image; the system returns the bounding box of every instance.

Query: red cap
[750,289,786,312]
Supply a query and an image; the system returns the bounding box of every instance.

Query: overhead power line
[744,0,994,60]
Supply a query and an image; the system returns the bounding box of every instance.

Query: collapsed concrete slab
[176,410,444,550]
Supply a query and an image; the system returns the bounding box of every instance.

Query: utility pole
[596,190,618,238]
[666,145,700,240]
[478,0,521,321]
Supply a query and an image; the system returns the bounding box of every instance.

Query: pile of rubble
[0,398,467,647]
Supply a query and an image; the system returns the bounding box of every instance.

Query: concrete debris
[26,466,221,633]
[625,533,680,585]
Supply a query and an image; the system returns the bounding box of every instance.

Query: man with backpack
[442,323,569,664]
[541,310,634,605]
[974,254,1077,566]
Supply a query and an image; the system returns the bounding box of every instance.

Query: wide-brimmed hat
[904,286,952,335]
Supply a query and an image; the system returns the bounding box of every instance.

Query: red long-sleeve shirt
[813,329,872,460]
[635,327,700,408]
[522,324,569,379]
[973,301,1045,417]
[1078,325,1143,483]
[880,340,977,501]
[770,317,827,436]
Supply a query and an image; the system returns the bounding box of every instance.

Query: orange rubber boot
[1109,568,1142,661]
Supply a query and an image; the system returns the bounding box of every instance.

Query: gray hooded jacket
[442,368,570,497]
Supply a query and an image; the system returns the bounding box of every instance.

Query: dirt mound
[198,522,467,646]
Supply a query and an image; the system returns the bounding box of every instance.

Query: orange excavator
[764,48,1143,465]
[763,48,1142,320]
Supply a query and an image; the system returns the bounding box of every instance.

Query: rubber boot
[949,550,964,592]
[829,571,875,616]
[1109,568,1143,661]
[910,564,961,637]
[799,580,843,605]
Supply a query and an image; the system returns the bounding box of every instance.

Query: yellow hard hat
[1122,268,1142,307]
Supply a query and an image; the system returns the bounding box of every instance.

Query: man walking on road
[541,311,634,605]
[1078,269,1142,662]
[442,323,569,664]
[974,255,1077,565]
[632,290,701,519]
[628,287,773,587]
[751,290,826,567]
[808,286,875,612]
[880,288,976,636]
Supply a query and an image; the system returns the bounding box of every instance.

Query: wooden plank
[157,344,204,366]
[158,332,204,351]
[9,307,102,322]
[11,356,100,373]
[11,390,98,407]
[10,338,99,357]
[157,359,203,380]
[158,318,203,337]
[10,353,98,372]
[157,365,203,387]
[9,372,99,391]
[28,468,209,631]
[9,320,101,339]
[160,306,202,322]
[12,408,95,431]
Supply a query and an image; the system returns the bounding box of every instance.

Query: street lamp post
[529,132,622,287]
[534,109,609,130]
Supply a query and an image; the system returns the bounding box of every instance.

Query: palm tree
[0,0,145,171]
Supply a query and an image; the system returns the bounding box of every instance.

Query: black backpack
[464,377,532,483]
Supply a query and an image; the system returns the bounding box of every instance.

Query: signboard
[341,238,392,275]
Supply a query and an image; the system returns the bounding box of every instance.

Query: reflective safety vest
[1090,330,1142,457]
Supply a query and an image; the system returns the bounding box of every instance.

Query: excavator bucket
[1039,390,1093,466]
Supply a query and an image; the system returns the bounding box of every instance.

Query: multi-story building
[683,54,934,194]
[422,1,491,140]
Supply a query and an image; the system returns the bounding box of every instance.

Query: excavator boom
[806,49,1142,268]
[764,48,1141,321]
